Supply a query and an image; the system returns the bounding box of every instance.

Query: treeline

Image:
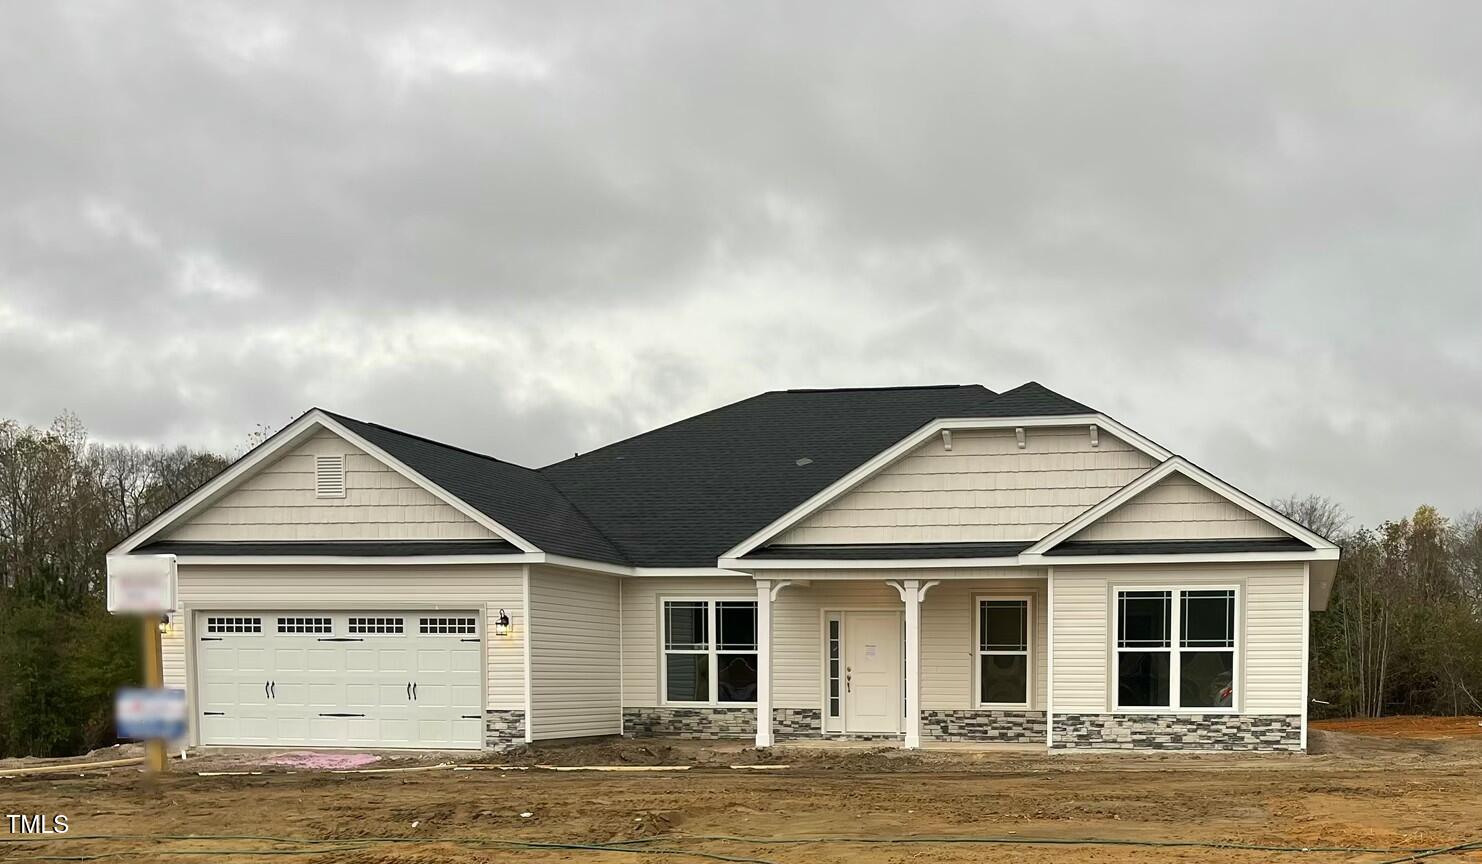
[0,414,228,756]
[1,413,1480,756]
[1274,496,1482,718]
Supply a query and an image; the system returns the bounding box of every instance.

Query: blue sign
[116,688,187,740]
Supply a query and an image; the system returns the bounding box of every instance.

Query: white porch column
[902,579,923,749]
[754,579,773,748]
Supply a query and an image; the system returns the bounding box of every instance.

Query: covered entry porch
[751,570,1049,748]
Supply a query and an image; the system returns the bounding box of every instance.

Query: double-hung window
[977,598,1031,707]
[1115,587,1237,711]
[662,600,758,704]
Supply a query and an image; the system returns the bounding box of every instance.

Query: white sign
[106,555,177,614]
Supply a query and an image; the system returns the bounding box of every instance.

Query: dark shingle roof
[744,541,1034,560]
[539,383,1097,566]
[1046,538,1311,556]
[241,383,1098,568]
[322,411,628,564]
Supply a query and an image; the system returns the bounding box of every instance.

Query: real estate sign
[115,688,187,741]
[106,554,177,614]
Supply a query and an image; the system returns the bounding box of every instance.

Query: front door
[843,611,902,734]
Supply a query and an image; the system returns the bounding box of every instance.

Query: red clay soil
[1312,715,1482,740]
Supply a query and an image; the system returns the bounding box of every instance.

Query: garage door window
[207,616,261,634]
[349,617,404,634]
[420,617,476,635]
[277,617,332,634]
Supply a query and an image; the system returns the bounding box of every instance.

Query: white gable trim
[1022,456,1339,557]
[721,413,1173,560]
[109,409,541,556]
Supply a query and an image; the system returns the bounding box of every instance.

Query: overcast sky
[2,2,1479,529]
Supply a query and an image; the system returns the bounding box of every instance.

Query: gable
[1067,473,1291,542]
[162,430,497,542]
[771,425,1158,545]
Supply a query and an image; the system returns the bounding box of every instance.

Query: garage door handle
[461,714,480,720]
[200,637,223,642]
[317,637,363,642]
[412,682,417,700]
[203,711,225,716]
[269,681,276,699]
[317,713,365,718]
[459,637,478,642]
[406,682,412,701]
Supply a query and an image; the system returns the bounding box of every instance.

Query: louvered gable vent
[315,454,346,498]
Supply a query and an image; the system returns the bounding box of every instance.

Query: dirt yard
[3,724,1482,863]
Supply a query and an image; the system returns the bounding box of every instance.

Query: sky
[1,2,1479,530]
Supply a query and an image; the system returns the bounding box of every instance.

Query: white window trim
[1111,584,1241,715]
[974,594,1033,711]
[659,596,758,707]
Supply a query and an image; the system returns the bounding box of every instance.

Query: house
[109,383,1339,753]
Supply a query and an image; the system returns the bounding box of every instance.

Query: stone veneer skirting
[1050,713,1303,751]
[922,709,1047,743]
[623,707,757,738]
[485,709,527,750]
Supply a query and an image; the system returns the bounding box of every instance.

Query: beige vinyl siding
[620,576,755,707]
[163,564,526,741]
[527,568,621,739]
[773,427,1156,545]
[766,571,1047,711]
[1070,475,1289,542]
[164,431,495,541]
[1049,563,1306,714]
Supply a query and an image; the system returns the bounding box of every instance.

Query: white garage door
[195,611,484,750]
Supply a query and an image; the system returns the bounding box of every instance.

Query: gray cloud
[2,1,1480,527]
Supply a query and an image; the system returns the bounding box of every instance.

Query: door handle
[270,681,276,699]
[265,681,270,698]
[845,667,852,693]
[407,682,412,701]
[412,682,417,700]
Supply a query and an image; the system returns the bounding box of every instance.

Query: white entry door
[844,611,902,734]
[196,611,483,750]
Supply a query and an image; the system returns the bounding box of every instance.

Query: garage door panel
[196,610,483,750]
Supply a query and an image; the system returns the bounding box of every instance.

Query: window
[420,616,476,635]
[663,600,757,704]
[1115,588,1237,711]
[827,617,841,719]
[206,616,261,633]
[978,598,1030,706]
[348,616,403,634]
[277,616,331,634]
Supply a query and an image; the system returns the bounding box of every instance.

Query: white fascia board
[1022,548,1339,567]
[111,409,543,556]
[172,555,538,566]
[313,413,540,553]
[720,556,1025,571]
[1023,459,1182,555]
[1025,456,1342,556]
[721,413,1171,560]
[630,567,754,578]
[110,411,330,556]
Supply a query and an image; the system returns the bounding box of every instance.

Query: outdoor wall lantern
[494,609,511,637]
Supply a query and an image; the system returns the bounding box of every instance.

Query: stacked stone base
[1050,713,1302,751]
[922,709,1046,743]
[485,709,527,750]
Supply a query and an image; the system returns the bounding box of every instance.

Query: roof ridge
[317,408,544,474]
[781,383,984,394]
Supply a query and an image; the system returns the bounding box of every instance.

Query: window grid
[1114,587,1239,712]
[349,616,404,634]
[977,598,1031,708]
[277,616,332,634]
[662,600,758,705]
[419,617,476,635]
[206,616,261,634]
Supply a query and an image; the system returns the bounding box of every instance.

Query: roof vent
[795,457,813,467]
[315,454,346,498]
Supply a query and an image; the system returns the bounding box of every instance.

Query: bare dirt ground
[3,725,1482,863]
